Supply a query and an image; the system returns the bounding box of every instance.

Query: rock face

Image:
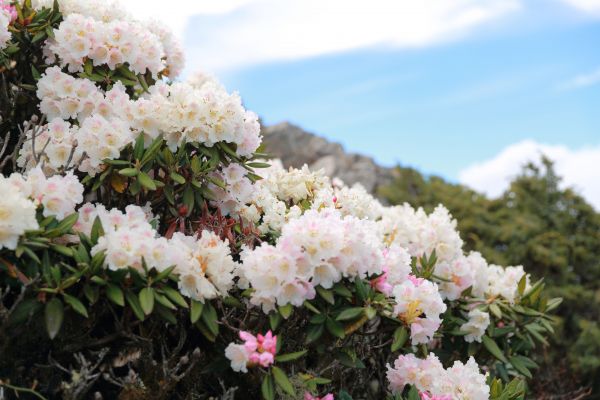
[261,122,397,194]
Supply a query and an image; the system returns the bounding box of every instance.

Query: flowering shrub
[0,1,561,399]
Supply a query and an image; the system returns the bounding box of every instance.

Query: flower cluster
[392,276,447,344]
[20,67,262,174]
[78,203,238,302]
[137,80,261,155]
[0,181,39,251]
[460,308,491,343]
[239,208,384,311]
[387,354,489,400]
[33,0,184,77]
[0,0,15,49]
[0,168,84,249]
[487,264,529,304]
[225,330,278,373]
[45,13,163,76]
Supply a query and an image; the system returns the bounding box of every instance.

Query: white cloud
[459,140,600,209]
[121,0,255,38]
[559,0,600,13]
[174,0,521,73]
[560,67,600,90]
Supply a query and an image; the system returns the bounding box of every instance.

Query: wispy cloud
[558,0,600,14]
[181,0,521,73]
[121,0,255,37]
[459,140,600,209]
[559,67,600,90]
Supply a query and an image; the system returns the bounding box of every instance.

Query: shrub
[0,1,559,399]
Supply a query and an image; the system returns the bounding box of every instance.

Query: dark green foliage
[379,157,600,397]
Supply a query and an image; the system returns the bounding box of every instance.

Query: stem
[0,381,48,400]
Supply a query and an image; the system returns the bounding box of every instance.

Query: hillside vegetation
[379,158,600,397]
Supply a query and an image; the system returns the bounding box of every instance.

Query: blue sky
[217,19,599,177]
[127,0,600,206]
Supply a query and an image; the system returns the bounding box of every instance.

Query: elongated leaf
[336,307,364,321]
[270,312,282,331]
[305,323,324,344]
[106,284,124,306]
[272,366,295,396]
[139,287,155,315]
[138,172,157,191]
[316,286,334,305]
[125,290,145,321]
[391,326,408,352]
[509,356,532,379]
[261,374,275,400]
[275,350,307,363]
[279,303,293,319]
[482,335,508,363]
[201,301,219,336]
[161,285,188,308]
[326,318,345,339]
[190,300,204,324]
[45,298,64,339]
[63,293,88,318]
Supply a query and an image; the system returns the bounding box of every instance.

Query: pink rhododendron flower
[420,392,452,400]
[0,0,16,22]
[225,330,278,372]
[370,267,393,296]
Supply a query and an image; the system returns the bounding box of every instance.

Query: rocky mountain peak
[261,122,397,194]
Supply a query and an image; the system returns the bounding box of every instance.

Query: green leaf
[161,285,188,308]
[45,298,64,339]
[63,293,88,318]
[139,287,155,315]
[133,134,145,160]
[125,290,146,321]
[354,278,368,302]
[303,300,321,314]
[155,304,177,324]
[336,307,364,321]
[170,172,186,184]
[482,335,508,363]
[83,284,99,304]
[316,286,335,305]
[118,168,139,177]
[190,300,204,324]
[153,290,176,310]
[270,312,282,331]
[391,326,409,352]
[279,303,293,319]
[489,303,503,319]
[305,323,324,344]
[106,284,125,306]
[90,216,105,245]
[272,366,295,396]
[201,301,219,336]
[509,356,532,379]
[261,373,275,400]
[138,172,157,190]
[275,350,308,363]
[325,317,345,339]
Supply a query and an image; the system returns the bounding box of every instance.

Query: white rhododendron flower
[460,308,491,343]
[85,204,238,302]
[486,264,529,304]
[239,208,384,312]
[387,354,489,400]
[392,276,446,344]
[0,7,11,49]
[0,181,39,250]
[0,168,84,249]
